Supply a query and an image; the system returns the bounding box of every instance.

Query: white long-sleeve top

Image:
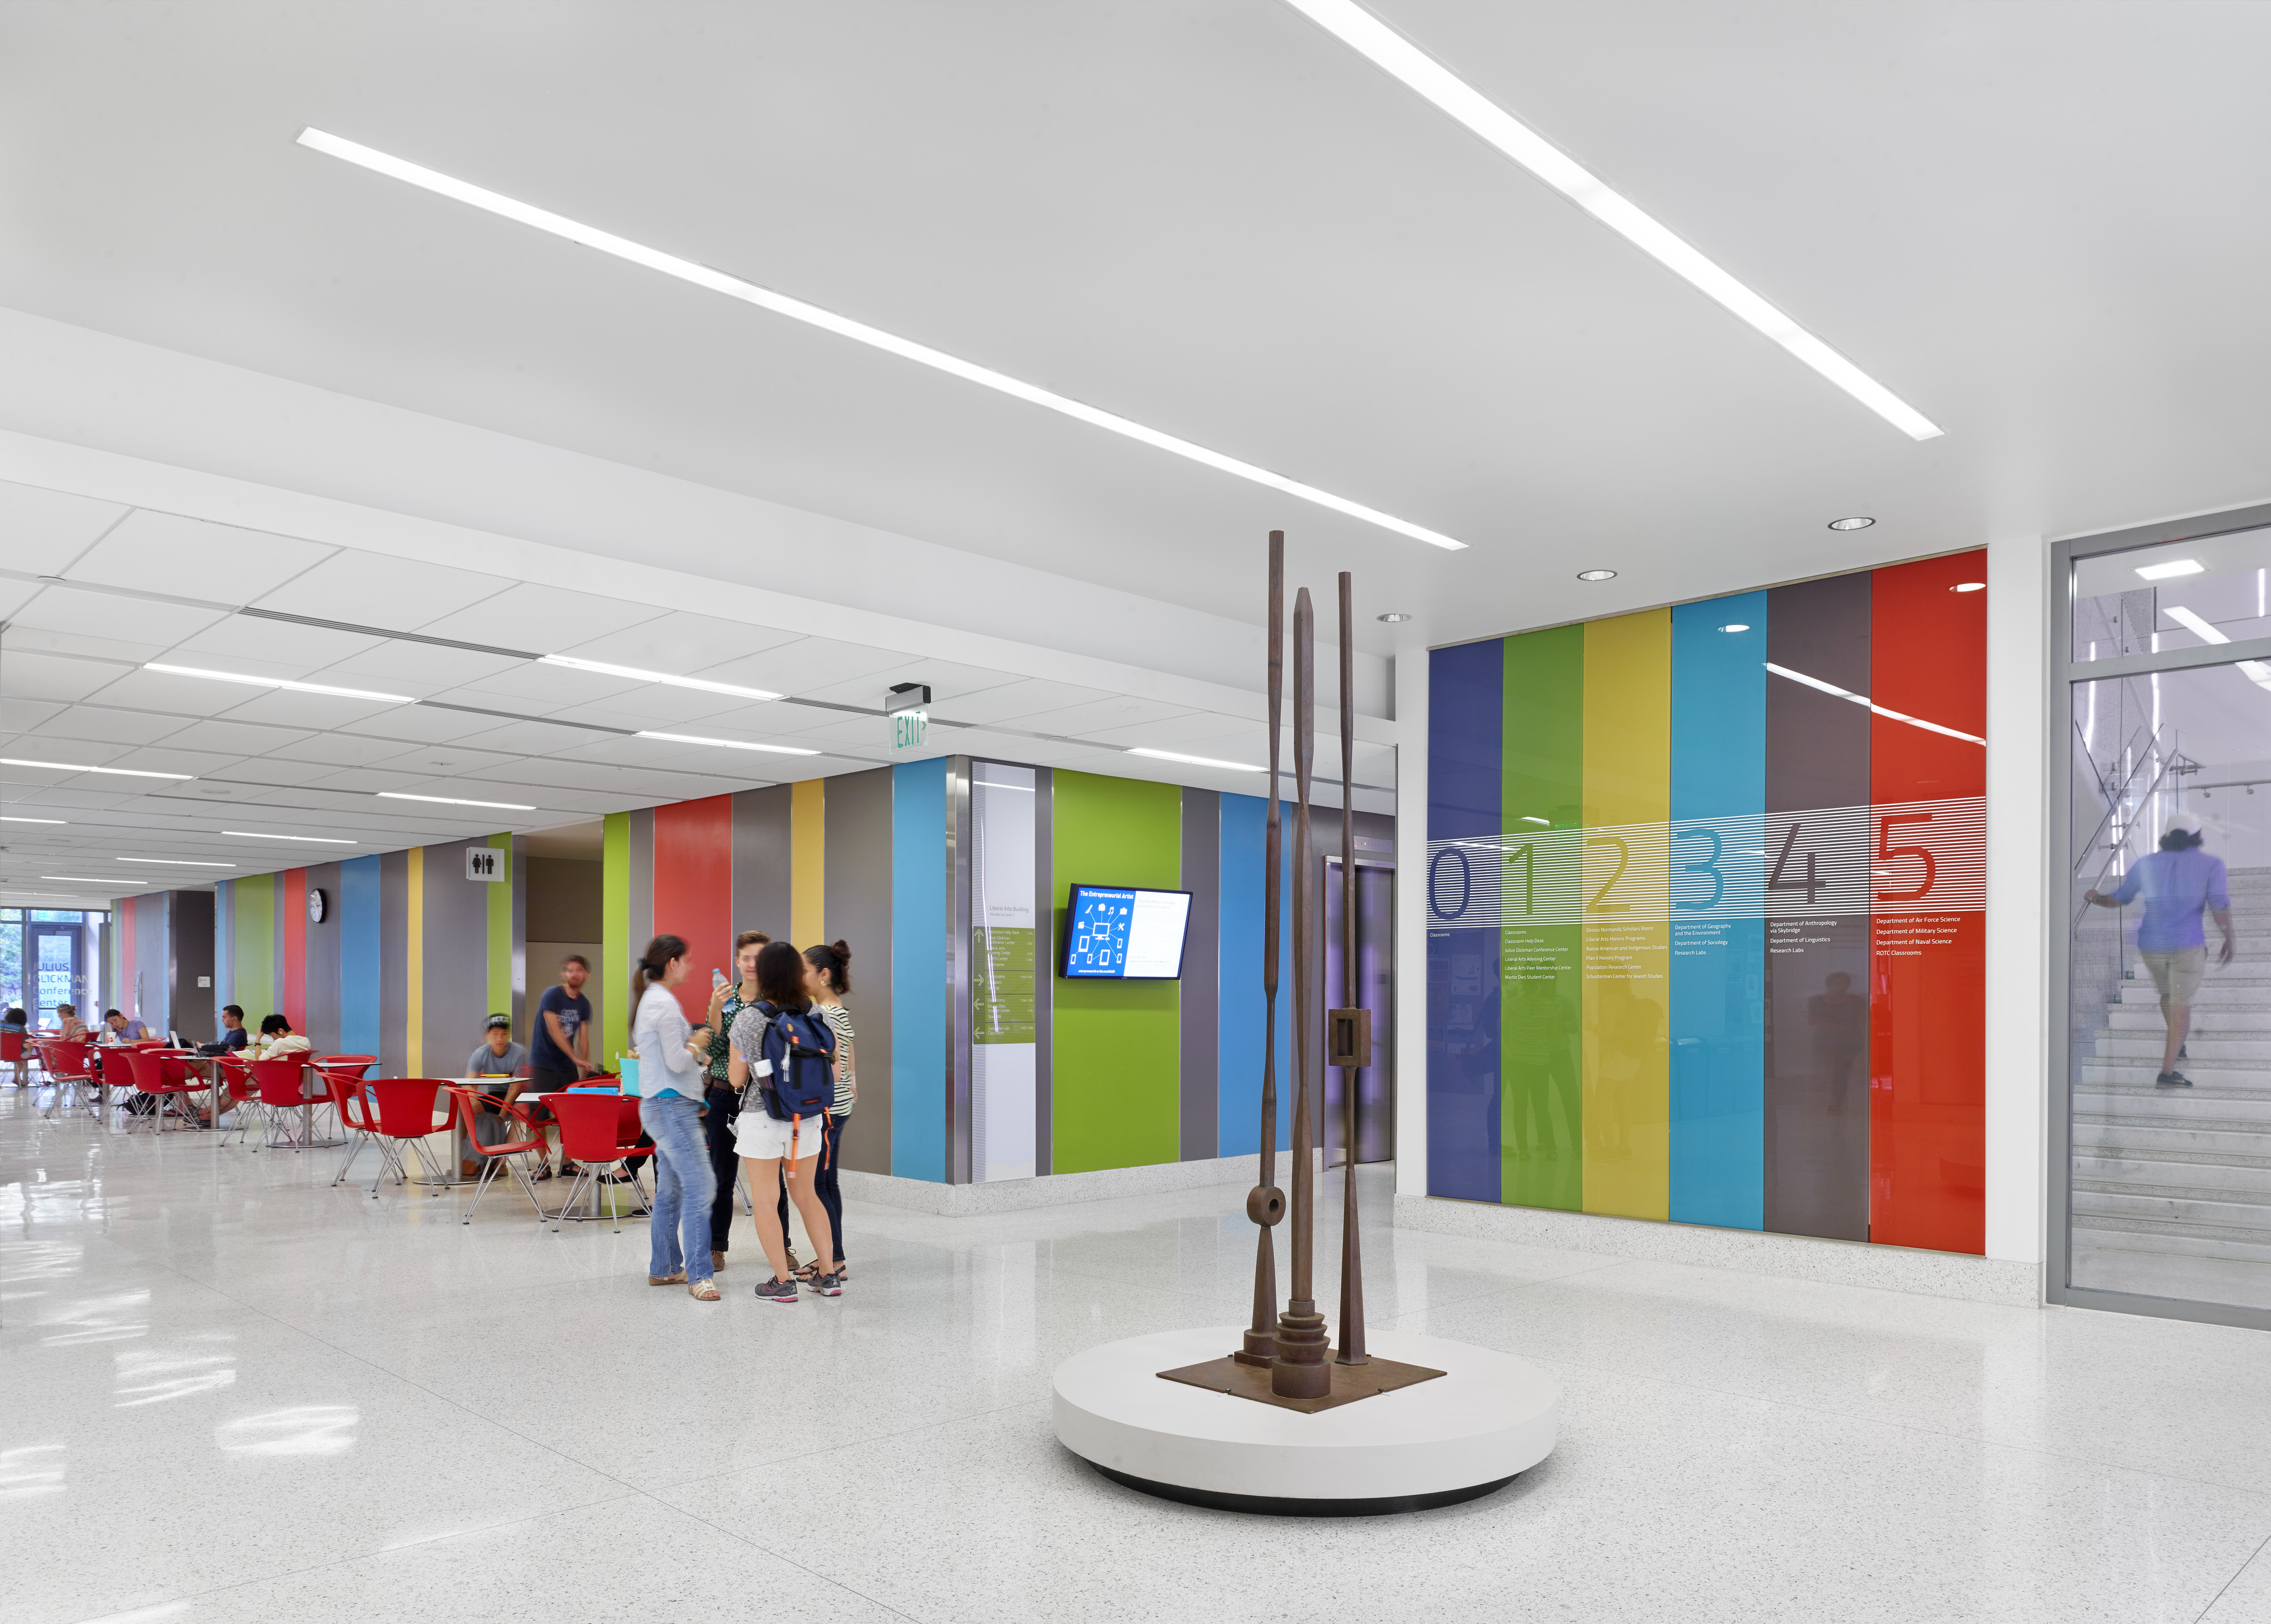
[631,984,700,1100]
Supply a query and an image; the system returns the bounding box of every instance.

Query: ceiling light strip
[297,127,1468,551]
[2163,606,2271,692]
[544,657,780,702]
[116,857,237,867]
[1764,662,1983,745]
[636,730,820,756]
[376,791,537,811]
[0,757,192,780]
[145,662,414,704]
[1126,747,1269,772]
[1284,0,1944,442]
[223,830,360,845]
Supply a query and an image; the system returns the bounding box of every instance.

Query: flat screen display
[1061,883,1192,979]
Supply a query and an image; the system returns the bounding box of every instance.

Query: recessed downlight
[1828,517,1875,532]
[1377,612,1414,623]
[298,128,1469,552]
[1952,582,1986,593]
[1576,569,1617,582]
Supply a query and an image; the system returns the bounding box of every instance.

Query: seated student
[462,1013,530,1179]
[101,1009,157,1045]
[198,1005,250,1056]
[249,1014,311,1060]
[54,1003,86,1041]
[3,1006,27,1087]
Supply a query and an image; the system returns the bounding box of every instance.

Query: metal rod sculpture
[1271,587,1332,1400]
[1333,570,1368,1366]
[1238,532,1287,1370]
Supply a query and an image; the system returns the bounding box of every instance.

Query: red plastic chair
[122,1047,204,1133]
[443,1084,549,1223]
[321,1066,381,1188]
[210,1053,257,1145]
[360,1079,455,1198]
[39,1038,95,1119]
[245,1056,320,1149]
[545,1092,655,1232]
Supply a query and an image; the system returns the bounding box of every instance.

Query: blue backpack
[746,1001,837,1164]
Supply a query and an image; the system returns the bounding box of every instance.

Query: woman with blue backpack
[729,940,843,1304]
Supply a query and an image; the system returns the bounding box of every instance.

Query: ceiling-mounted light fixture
[536,655,781,702]
[297,128,1467,551]
[376,792,536,811]
[636,731,822,757]
[48,876,142,884]
[1127,748,1268,772]
[1377,612,1414,623]
[1952,582,1985,593]
[144,663,412,704]
[1283,0,1943,442]
[1576,569,1617,582]
[224,830,359,845]
[0,757,192,780]
[0,816,66,824]
[117,858,236,868]
[1827,517,1875,532]
[2136,558,2204,581]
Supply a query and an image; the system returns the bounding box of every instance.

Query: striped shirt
[817,1002,855,1116]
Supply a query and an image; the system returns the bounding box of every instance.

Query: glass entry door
[27,922,81,1021]
[2058,514,2271,1325]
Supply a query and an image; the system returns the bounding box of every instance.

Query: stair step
[2093,1036,2271,1060]
[2076,1092,2271,1124]
[2079,1064,2271,1089]
[2073,1218,2271,1264]
[2105,1009,2271,1032]
[2075,1154,2271,1195]
[2071,1186,2271,1232]
[2075,1123,2271,1160]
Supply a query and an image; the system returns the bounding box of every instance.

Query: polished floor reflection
[9,1090,2271,1622]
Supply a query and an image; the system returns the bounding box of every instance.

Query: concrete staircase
[2072,867,2271,1308]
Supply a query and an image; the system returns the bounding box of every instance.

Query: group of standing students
[629,931,853,1305]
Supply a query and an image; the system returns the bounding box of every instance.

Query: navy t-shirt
[531,985,593,1075]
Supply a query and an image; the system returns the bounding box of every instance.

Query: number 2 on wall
[1585,836,1629,913]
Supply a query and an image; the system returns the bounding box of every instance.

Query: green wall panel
[602,812,630,1064]
[231,871,277,1029]
[1500,623,1584,1211]
[1050,770,1180,1174]
[486,833,512,1026]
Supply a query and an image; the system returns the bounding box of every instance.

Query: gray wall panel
[302,864,341,1053]
[824,767,894,1175]
[627,808,655,954]
[379,850,408,1079]
[732,786,793,940]
[424,839,492,1076]
[525,857,603,940]
[170,890,216,1046]
[1179,788,1219,1160]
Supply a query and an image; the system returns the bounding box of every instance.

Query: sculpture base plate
[1155,1351,1444,1412]
[1053,1326,1557,1515]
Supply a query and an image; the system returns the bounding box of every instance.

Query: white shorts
[732,1109,823,1161]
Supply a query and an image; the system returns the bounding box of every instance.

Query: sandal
[648,1272,687,1286]
[688,1280,721,1301]
[791,1260,823,1284]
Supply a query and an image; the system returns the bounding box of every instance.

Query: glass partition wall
[2055,507,2271,1325]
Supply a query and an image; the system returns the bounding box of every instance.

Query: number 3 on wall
[1875,812,1935,902]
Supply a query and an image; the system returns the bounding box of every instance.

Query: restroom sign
[466,847,504,882]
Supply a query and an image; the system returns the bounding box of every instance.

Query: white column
[1985,533,2050,1268]
[1393,646,1430,1198]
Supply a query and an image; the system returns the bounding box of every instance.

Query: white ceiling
[7,1,2271,656]
[0,478,1393,908]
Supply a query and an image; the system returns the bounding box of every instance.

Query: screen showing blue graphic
[1060,883,1192,979]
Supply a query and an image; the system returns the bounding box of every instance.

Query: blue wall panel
[892,758,947,1182]
[1215,791,1293,1158]
[1668,594,1767,1229]
[339,854,383,1060]
[1427,638,1504,1200]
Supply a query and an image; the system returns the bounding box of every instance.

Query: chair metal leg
[331,1130,368,1185]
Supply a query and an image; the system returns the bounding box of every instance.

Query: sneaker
[2155,1071,2194,1087]
[812,1268,844,1298]
[755,1276,798,1305]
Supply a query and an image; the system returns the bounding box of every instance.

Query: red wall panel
[118,896,137,1022]
[652,796,734,1027]
[281,866,308,1035]
[1868,550,1987,1253]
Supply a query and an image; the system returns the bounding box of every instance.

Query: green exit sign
[893,710,928,751]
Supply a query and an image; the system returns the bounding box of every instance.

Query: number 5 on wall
[1875,813,1936,902]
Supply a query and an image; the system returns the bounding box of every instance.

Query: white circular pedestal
[1052,1326,1558,1516]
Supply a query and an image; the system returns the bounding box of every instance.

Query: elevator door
[1322,860,1394,1166]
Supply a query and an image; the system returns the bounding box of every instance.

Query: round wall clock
[308,888,327,924]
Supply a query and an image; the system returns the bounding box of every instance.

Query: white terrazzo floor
[9,1086,2271,1623]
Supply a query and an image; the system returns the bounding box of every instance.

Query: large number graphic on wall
[1426,552,1987,1254]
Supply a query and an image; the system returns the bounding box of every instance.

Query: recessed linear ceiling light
[1127,748,1269,772]
[0,757,192,780]
[2136,558,2205,581]
[0,816,66,824]
[224,830,359,845]
[1952,582,1985,593]
[635,730,821,757]
[297,128,1467,553]
[48,876,142,884]
[2162,606,2271,694]
[1828,517,1876,532]
[1284,1,1944,443]
[1377,612,1414,623]
[376,791,537,811]
[1576,569,1617,582]
[143,663,413,704]
[117,858,236,868]
[538,655,782,702]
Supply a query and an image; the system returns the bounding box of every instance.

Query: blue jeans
[640,1094,715,1285]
